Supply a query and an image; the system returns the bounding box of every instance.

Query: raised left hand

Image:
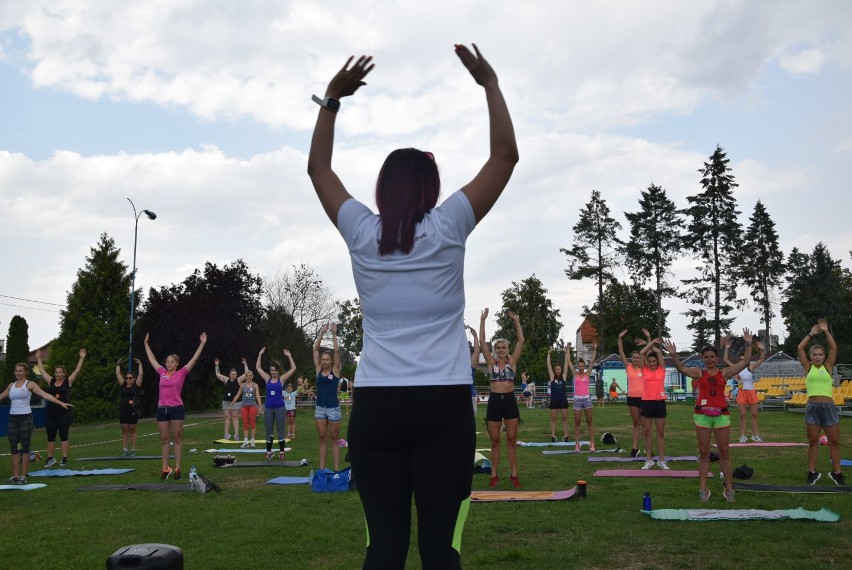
[326,56,374,99]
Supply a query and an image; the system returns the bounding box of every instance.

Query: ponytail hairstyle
[376,148,440,256]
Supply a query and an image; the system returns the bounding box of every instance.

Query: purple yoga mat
[594,469,704,477]
[721,443,807,448]
[588,456,698,463]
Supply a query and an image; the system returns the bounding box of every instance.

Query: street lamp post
[127,198,157,372]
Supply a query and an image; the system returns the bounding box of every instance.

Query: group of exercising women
[1,323,349,483]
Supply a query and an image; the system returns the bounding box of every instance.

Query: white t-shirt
[337,190,476,388]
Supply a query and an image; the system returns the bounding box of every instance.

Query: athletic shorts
[223,400,241,410]
[609,391,618,399]
[573,396,593,411]
[315,406,341,421]
[627,396,642,408]
[549,398,568,410]
[736,390,758,405]
[156,405,185,422]
[523,391,532,398]
[694,413,731,429]
[119,408,139,425]
[805,401,840,427]
[640,399,667,419]
[486,392,520,422]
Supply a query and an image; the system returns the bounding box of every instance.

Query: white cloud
[779,48,827,74]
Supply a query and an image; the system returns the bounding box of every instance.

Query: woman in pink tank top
[566,342,596,452]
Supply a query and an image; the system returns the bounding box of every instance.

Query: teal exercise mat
[29,468,134,477]
[0,483,47,491]
[642,507,840,522]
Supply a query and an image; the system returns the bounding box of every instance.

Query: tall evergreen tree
[681,145,744,346]
[582,281,670,356]
[4,315,30,384]
[781,243,852,361]
[740,200,785,349]
[49,234,133,421]
[622,183,683,337]
[560,190,622,353]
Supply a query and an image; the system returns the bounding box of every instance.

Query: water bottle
[643,491,652,511]
[189,465,198,490]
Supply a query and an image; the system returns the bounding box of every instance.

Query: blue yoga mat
[267,476,310,485]
[0,483,47,491]
[840,459,852,467]
[29,468,134,477]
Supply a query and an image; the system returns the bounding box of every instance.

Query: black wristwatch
[312,95,340,112]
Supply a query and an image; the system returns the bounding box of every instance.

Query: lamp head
[143,210,157,220]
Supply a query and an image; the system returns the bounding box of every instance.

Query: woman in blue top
[257,348,297,461]
[313,323,342,471]
[307,44,518,569]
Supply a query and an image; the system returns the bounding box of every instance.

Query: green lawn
[1,403,849,569]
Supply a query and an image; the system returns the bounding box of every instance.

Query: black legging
[348,384,475,570]
[45,410,72,442]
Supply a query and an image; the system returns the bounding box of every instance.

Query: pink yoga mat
[594,469,704,478]
[717,443,808,448]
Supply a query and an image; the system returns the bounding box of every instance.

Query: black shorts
[627,396,642,409]
[486,393,520,422]
[119,408,139,425]
[549,398,568,409]
[640,399,667,419]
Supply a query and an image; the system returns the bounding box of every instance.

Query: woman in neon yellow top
[797,320,843,487]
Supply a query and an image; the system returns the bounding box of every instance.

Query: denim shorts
[573,396,593,411]
[156,405,186,422]
[805,401,840,427]
[315,406,341,421]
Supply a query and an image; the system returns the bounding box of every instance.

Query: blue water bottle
[643,491,652,511]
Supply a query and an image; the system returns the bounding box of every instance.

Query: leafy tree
[336,298,363,359]
[781,243,852,361]
[582,281,670,356]
[681,145,744,346]
[623,183,683,338]
[264,263,337,341]
[134,260,265,413]
[260,306,312,380]
[3,315,30,385]
[560,190,622,353]
[48,234,135,421]
[740,200,785,348]
[492,274,563,373]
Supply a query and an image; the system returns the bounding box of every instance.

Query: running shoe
[589,443,596,452]
[723,489,736,503]
[751,434,763,443]
[17,476,27,485]
[279,451,286,461]
[60,458,68,467]
[630,448,639,458]
[656,460,671,470]
[510,476,521,488]
[240,440,249,449]
[161,467,173,480]
[45,457,57,468]
[489,476,500,488]
[173,468,181,480]
[7,475,19,484]
[574,445,581,452]
[641,460,656,470]
[121,449,128,457]
[828,471,846,487]
[562,436,570,443]
[224,434,232,441]
[699,489,711,502]
[130,449,136,457]
[250,441,256,448]
[265,452,273,460]
[551,436,557,443]
[807,471,821,485]
[738,434,748,443]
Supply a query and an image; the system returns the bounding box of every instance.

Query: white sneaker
[240,440,249,449]
[45,457,57,468]
[656,460,671,470]
[738,434,748,443]
[250,440,256,448]
[641,460,655,470]
[224,434,232,441]
[751,435,763,443]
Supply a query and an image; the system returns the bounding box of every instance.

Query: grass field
[1,403,849,569]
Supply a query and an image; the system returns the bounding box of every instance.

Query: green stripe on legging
[364,511,370,547]
[452,496,471,553]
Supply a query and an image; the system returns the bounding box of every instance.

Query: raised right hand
[326,56,374,99]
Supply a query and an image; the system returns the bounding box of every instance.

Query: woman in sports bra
[797,320,843,487]
[618,329,649,457]
[480,307,525,488]
[664,330,755,503]
[566,341,596,452]
[115,358,144,457]
[723,339,766,443]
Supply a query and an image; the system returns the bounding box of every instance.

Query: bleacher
[753,376,852,411]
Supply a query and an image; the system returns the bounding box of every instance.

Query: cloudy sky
[2,1,851,352]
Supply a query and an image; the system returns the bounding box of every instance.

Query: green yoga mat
[642,507,840,522]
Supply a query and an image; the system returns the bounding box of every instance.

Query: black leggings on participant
[45,411,72,442]
[348,384,475,570]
